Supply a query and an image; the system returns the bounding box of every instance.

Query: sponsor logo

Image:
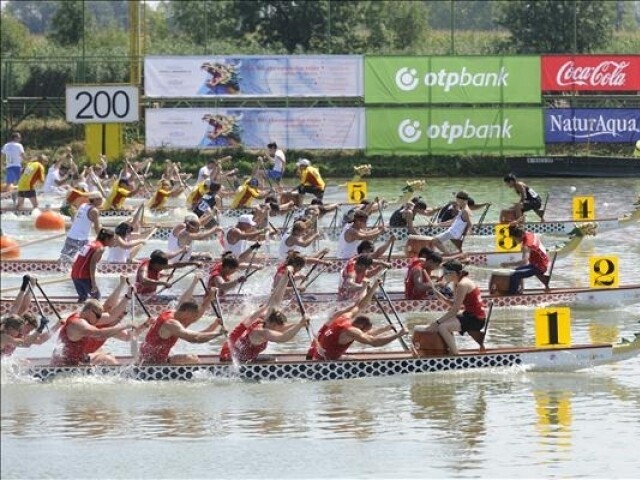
[548,114,639,139]
[556,60,630,88]
[394,67,509,92]
[395,68,419,91]
[398,119,513,144]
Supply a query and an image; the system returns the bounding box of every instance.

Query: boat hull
[18,344,625,382]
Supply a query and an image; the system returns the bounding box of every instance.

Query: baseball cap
[248,178,259,187]
[238,214,256,226]
[88,192,103,201]
[184,213,199,224]
[297,158,310,167]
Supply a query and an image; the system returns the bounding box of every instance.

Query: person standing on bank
[500,224,550,293]
[503,173,545,221]
[425,260,486,355]
[1,132,25,199]
[262,141,286,186]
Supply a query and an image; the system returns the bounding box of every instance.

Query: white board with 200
[66,85,139,124]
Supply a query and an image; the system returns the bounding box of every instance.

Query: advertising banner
[145,108,365,149]
[366,108,544,155]
[364,56,541,104]
[545,108,640,143]
[542,55,640,91]
[144,56,363,98]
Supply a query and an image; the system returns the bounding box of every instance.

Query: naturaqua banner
[364,56,541,104]
[545,108,640,143]
[366,108,544,155]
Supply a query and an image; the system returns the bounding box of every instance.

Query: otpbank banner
[144,56,363,98]
[145,108,365,149]
[542,55,640,91]
[545,109,640,143]
[364,56,541,104]
[366,108,544,155]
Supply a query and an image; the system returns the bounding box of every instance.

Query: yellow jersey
[104,186,131,210]
[187,181,208,206]
[17,161,45,192]
[230,182,260,208]
[299,166,325,190]
[148,188,172,210]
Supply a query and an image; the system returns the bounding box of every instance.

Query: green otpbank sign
[366,108,544,155]
[365,56,541,104]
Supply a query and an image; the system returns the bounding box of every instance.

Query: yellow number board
[347,181,367,204]
[495,224,522,252]
[589,255,619,289]
[535,307,571,347]
[572,196,595,221]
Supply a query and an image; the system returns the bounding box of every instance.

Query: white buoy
[569,186,577,193]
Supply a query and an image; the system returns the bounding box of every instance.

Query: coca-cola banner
[542,55,640,91]
[545,108,640,143]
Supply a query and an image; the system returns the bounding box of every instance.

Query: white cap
[184,213,199,223]
[297,158,310,167]
[238,214,256,226]
[88,191,103,201]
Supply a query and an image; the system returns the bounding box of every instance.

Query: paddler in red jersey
[405,247,444,300]
[220,266,310,363]
[70,228,116,302]
[138,273,224,365]
[424,260,486,355]
[135,248,201,296]
[307,279,407,361]
[51,298,130,366]
[500,224,551,293]
[337,254,390,301]
[207,252,247,293]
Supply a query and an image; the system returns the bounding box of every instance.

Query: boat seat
[467,301,493,352]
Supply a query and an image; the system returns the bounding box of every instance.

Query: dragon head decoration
[353,164,372,177]
[568,222,598,238]
[401,180,426,193]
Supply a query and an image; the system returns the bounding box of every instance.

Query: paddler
[16,153,47,210]
[148,179,183,211]
[503,173,545,221]
[293,158,325,204]
[307,280,407,361]
[500,224,550,292]
[58,191,103,263]
[219,265,310,363]
[337,253,390,301]
[103,177,140,211]
[278,219,321,260]
[135,248,201,296]
[207,252,247,293]
[168,213,222,263]
[388,198,434,235]
[226,214,267,259]
[192,181,223,228]
[230,177,268,209]
[186,178,211,208]
[405,247,444,300]
[336,210,386,260]
[423,260,486,355]
[432,191,473,254]
[60,180,91,217]
[137,273,225,365]
[70,228,116,302]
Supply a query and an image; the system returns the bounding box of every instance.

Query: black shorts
[298,185,324,199]
[457,311,485,335]
[18,190,36,198]
[522,197,542,212]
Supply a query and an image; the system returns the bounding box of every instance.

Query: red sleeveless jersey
[52,312,91,366]
[307,316,354,360]
[71,240,103,279]
[523,232,549,273]
[135,259,161,295]
[207,262,231,291]
[138,310,179,364]
[404,258,429,300]
[463,287,486,319]
[337,258,365,301]
[220,318,267,362]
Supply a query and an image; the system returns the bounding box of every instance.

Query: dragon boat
[15,333,640,382]
[0,224,590,276]
[3,284,640,318]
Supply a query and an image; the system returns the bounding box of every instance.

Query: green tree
[1,11,33,57]
[5,0,58,34]
[48,0,90,46]
[496,0,615,53]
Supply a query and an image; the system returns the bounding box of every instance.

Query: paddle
[382,237,395,285]
[468,301,493,351]
[237,245,259,295]
[287,270,313,341]
[34,281,63,321]
[26,282,50,333]
[126,279,153,319]
[125,158,151,196]
[156,266,199,295]
[377,283,411,352]
[198,279,227,336]
[374,296,410,353]
[539,193,550,221]
[173,163,192,193]
[538,251,558,290]
[301,250,328,286]
[476,203,491,227]
[301,264,329,290]
[1,275,69,295]
[0,232,67,255]
[375,198,385,228]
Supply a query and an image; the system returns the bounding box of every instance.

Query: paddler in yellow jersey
[103,177,139,211]
[230,177,268,209]
[186,178,210,209]
[293,158,325,204]
[60,180,91,217]
[148,179,183,211]
[16,154,48,210]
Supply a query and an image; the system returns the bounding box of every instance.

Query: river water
[2,176,639,479]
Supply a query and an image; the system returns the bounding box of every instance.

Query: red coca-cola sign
[542,55,640,91]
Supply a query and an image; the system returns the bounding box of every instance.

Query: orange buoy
[0,230,20,260]
[35,209,65,230]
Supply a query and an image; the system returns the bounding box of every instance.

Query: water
[2,176,640,479]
